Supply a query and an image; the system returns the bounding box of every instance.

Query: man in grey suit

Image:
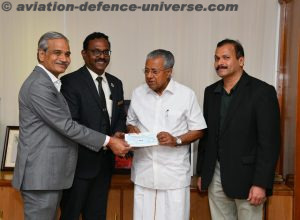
[12,31,131,220]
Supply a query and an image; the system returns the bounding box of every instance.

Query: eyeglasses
[143,68,170,75]
[88,49,111,57]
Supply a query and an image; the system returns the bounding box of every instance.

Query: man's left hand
[247,185,266,206]
[157,131,176,146]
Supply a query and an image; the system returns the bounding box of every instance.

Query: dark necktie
[96,76,111,133]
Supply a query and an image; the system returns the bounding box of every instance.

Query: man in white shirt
[127,49,207,220]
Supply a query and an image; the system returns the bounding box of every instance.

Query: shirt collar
[214,75,241,95]
[146,78,175,95]
[214,81,223,94]
[38,64,61,92]
[86,66,107,84]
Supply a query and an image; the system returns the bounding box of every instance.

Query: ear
[81,50,87,59]
[38,49,46,62]
[166,68,173,79]
[238,57,245,67]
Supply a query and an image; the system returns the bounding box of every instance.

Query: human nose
[59,54,70,64]
[145,71,154,79]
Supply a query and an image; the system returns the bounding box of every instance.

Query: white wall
[0,0,280,167]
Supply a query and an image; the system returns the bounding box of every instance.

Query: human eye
[152,70,159,75]
[151,69,159,75]
[143,68,150,74]
[52,50,62,56]
[103,50,110,55]
[65,52,71,57]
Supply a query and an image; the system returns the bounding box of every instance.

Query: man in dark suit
[60,32,126,220]
[12,31,130,220]
[196,39,280,220]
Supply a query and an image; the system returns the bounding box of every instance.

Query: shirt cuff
[103,135,110,149]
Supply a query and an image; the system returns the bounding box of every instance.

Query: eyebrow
[52,50,71,54]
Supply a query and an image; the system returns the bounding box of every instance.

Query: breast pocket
[165,109,186,132]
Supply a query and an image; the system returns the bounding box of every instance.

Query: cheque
[125,133,159,147]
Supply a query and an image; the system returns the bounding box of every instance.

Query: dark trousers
[60,154,113,220]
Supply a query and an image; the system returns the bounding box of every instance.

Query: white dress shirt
[38,64,61,92]
[86,67,113,120]
[86,67,112,146]
[127,79,207,190]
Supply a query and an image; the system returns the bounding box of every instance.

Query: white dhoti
[133,184,190,220]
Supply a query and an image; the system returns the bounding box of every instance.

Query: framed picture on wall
[1,126,19,171]
[114,100,133,174]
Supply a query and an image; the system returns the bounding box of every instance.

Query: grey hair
[146,49,175,69]
[38,31,69,51]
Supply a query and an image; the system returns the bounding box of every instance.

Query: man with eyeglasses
[127,49,207,220]
[60,32,127,220]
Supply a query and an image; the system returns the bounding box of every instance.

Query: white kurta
[127,79,207,190]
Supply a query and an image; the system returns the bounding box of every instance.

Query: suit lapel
[219,72,250,137]
[35,66,58,92]
[210,84,222,138]
[35,66,70,110]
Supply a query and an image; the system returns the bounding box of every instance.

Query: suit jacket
[196,72,280,199]
[61,66,126,178]
[12,66,106,190]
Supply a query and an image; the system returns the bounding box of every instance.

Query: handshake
[107,132,131,157]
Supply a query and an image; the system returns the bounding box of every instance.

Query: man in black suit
[60,32,127,220]
[196,39,280,220]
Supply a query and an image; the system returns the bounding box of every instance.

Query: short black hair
[83,32,110,50]
[217,39,244,59]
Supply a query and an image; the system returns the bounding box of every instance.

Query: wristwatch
[175,137,182,146]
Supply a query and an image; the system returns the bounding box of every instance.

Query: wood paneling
[0,187,23,220]
[266,183,294,220]
[122,189,134,220]
[190,191,211,220]
[107,189,121,220]
[0,173,294,220]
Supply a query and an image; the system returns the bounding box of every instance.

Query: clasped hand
[107,132,131,157]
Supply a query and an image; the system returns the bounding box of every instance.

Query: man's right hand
[107,137,131,156]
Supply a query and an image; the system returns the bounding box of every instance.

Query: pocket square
[117,100,124,105]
